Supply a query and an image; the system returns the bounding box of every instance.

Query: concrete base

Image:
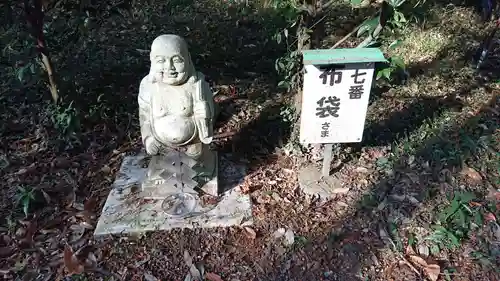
[94,153,252,236]
[297,164,348,199]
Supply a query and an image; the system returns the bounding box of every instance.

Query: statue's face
[151,53,188,85]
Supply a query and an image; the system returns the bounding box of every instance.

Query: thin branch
[330,25,360,49]
[24,0,59,103]
[330,11,379,49]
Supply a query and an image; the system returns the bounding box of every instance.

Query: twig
[330,11,379,49]
[24,0,59,103]
[401,256,421,276]
[330,25,361,49]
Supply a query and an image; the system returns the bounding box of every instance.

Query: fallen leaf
[18,220,37,246]
[379,226,396,250]
[424,264,440,281]
[84,196,98,212]
[144,272,160,281]
[405,244,416,255]
[40,189,51,203]
[408,255,440,281]
[355,166,369,173]
[484,212,496,222]
[63,244,84,275]
[461,167,482,183]
[21,271,37,281]
[189,263,203,281]
[468,201,482,208]
[284,229,295,246]
[331,187,350,194]
[400,259,421,276]
[408,255,427,267]
[243,226,257,239]
[273,228,285,238]
[72,203,85,211]
[75,245,94,263]
[183,250,193,267]
[15,168,28,175]
[205,272,224,281]
[0,246,15,258]
[69,224,85,242]
[100,165,111,174]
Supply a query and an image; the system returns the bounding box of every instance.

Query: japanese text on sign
[316,96,340,118]
[300,62,375,144]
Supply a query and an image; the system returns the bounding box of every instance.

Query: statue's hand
[145,137,161,155]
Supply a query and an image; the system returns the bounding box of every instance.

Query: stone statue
[137,34,218,212]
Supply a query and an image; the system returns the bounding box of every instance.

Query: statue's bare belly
[152,115,195,145]
[151,86,196,145]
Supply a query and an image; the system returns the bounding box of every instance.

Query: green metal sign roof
[302,48,387,65]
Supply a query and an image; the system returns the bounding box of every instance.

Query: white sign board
[299,63,374,144]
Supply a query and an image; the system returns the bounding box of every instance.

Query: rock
[284,229,295,246]
[418,244,430,257]
[273,228,285,238]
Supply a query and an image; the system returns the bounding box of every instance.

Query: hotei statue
[138,34,218,208]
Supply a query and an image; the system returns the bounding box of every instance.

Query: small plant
[48,101,80,135]
[275,50,302,90]
[16,61,39,86]
[471,250,500,271]
[16,186,35,217]
[279,104,297,123]
[376,55,406,81]
[354,0,413,47]
[86,94,109,121]
[5,215,17,234]
[424,192,482,253]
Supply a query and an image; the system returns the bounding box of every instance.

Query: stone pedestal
[94,154,252,236]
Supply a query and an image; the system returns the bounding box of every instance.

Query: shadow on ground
[60,0,293,170]
[260,4,500,279]
[0,0,293,233]
[264,84,499,281]
[360,20,498,148]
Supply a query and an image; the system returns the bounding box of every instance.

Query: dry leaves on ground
[63,244,84,276]
[243,226,257,240]
[460,166,483,183]
[205,272,224,281]
[408,255,440,281]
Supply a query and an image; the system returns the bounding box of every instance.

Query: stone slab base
[297,164,346,199]
[94,153,252,236]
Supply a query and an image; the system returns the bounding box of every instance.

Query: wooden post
[321,143,333,177]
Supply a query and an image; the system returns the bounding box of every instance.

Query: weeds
[48,101,80,135]
[16,186,35,217]
[414,191,491,256]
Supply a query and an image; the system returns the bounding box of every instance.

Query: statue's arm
[193,73,214,144]
[202,79,215,120]
[138,78,160,154]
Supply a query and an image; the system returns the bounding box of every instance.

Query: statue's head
[148,34,194,85]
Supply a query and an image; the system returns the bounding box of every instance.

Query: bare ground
[0,1,498,281]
